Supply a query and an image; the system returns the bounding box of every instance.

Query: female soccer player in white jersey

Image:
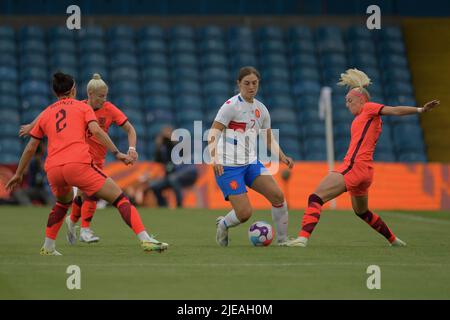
[208,66,294,247]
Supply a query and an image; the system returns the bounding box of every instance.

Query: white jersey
[214,94,271,166]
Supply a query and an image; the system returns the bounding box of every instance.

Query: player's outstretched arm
[6,138,40,190]
[88,121,132,165]
[380,99,440,116]
[121,121,138,163]
[18,111,43,137]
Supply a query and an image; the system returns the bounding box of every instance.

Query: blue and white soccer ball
[248,221,274,246]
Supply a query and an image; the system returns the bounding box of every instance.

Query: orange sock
[356,210,396,243]
[299,194,324,238]
[113,193,145,235]
[70,196,82,223]
[46,201,71,240]
[81,199,97,228]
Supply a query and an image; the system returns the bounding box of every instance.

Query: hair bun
[92,73,102,80]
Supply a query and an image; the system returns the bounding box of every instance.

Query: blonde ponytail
[337,68,371,100]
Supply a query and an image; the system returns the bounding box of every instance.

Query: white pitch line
[385,212,450,225]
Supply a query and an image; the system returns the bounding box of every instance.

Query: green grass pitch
[1,206,449,299]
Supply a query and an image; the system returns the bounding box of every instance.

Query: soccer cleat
[40,247,62,256]
[277,236,296,246]
[215,216,229,247]
[65,216,78,245]
[141,238,169,253]
[280,236,309,247]
[390,237,407,247]
[79,229,100,243]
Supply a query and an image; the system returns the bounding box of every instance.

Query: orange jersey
[29,98,97,171]
[342,102,384,168]
[83,100,128,166]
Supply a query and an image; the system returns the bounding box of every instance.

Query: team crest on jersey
[229,180,239,190]
[226,100,231,104]
[98,117,106,127]
[255,109,261,118]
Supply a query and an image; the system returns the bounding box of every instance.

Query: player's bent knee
[237,208,252,222]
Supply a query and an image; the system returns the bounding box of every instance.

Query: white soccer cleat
[79,228,100,243]
[40,247,62,256]
[65,216,78,245]
[280,236,309,247]
[141,236,169,253]
[215,216,229,247]
[390,237,407,247]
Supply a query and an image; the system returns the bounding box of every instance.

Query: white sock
[271,201,289,242]
[80,227,90,233]
[43,237,55,251]
[220,210,241,229]
[137,231,151,242]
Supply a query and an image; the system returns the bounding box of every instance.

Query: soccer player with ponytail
[283,68,439,247]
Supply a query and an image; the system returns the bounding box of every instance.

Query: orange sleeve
[29,113,45,140]
[110,103,128,126]
[363,102,384,117]
[83,104,98,125]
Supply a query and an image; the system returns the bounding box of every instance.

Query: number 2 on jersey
[56,109,67,133]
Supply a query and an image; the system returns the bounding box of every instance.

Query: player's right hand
[423,100,440,112]
[115,152,133,165]
[5,173,23,191]
[18,124,32,137]
[213,163,224,176]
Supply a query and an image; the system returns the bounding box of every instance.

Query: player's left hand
[5,173,23,191]
[423,100,440,112]
[127,148,139,164]
[18,124,32,137]
[281,155,294,169]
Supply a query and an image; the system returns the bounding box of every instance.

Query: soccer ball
[248,221,274,246]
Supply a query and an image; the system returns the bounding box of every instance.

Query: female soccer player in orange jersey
[21,73,139,244]
[8,72,168,255]
[283,68,440,247]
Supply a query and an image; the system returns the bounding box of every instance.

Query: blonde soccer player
[208,66,294,247]
[283,68,439,247]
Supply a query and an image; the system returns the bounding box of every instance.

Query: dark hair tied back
[52,72,74,96]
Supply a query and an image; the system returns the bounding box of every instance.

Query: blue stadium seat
[377,26,403,41]
[107,26,135,40]
[385,82,414,97]
[146,108,175,124]
[376,125,394,153]
[0,39,15,55]
[0,82,18,96]
[20,80,50,96]
[288,25,313,41]
[20,39,46,54]
[144,95,172,110]
[169,25,195,40]
[118,108,142,124]
[110,80,140,96]
[198,25,224,40]
[397,152,427,162]
[1,122,21,137]
[271,108,297,123]
[333,122,351,139]
[21,107,43,123]
[230,53,257,70]
[321,53,347,69]
[199,39,226,53]
[50,53,77,69]
[201,53,228,68]
[317,38,346,53]
[302,122,326,138]
[228,26,253,40]
[290,52,317,68]
[138,26,165,40]
[114,95,142,110]
[0,153,20,163]
[292,66,320,82]
[260,39,286,54]
[79,39,106,53]
[172,67,200,81]
[393,124,425,152]
[109,39,136,53]
[303,137,326,153]
[80,67,108,83]
[48,40,76,54]
[138,39,166,53]
[174,81,201,95]
[170,39,197,53]
[48,26,75,41]
[316,26,343,40]
[258,26,284,41]
[21,94,49,110]
[349,53,377,69]
[20,67,46,81]
[332,107,353,123]
[77,26,104,40]
[259,53,288,68]
[142,66,170,81]
[289,39,315,54]
[80,53,107,67]
[111,66,139,82]
[348,39,376,54]
[142,81,171,95]
[347,26,373,40]
[140,52,168,67]
[176,109,204,123]
[202,67,230,81]
[171,53,198,68]
[265,94,295,110]
[110,52,138,68]
[383,68,411,83]
[380,54,408,69]
[206,95,228,110]
[228,39,255,54]
[379,40,405,55]
[262,67,289,81]
[0,138,22,155]
[292,80,321,96]
[298,108,321,124]
[19,26,45,40]
[0,53,17,67]
[322,67,344,86]
[0,26,15,40]
[374,151,396,162]
[203,81,231,97]
[19,52,46,69]
[262,79,291,96]
[0,109,20,123]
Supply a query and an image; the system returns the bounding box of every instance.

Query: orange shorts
[335,161,374,196]
[47,162,107,197]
